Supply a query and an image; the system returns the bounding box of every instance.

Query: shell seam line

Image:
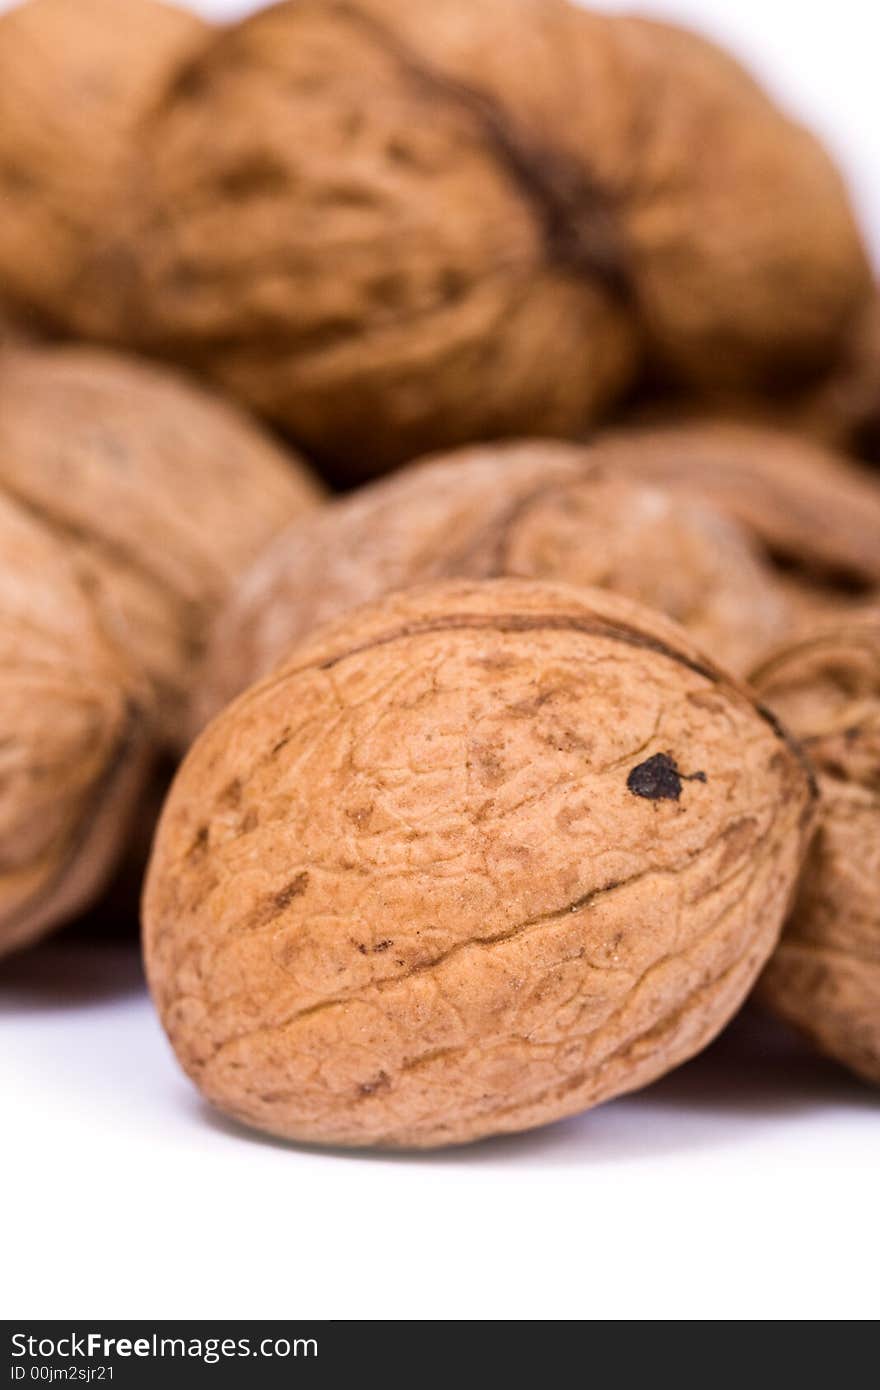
[332,0,631,298]
[243,607,815,789]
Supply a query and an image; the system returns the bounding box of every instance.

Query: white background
[1,0,879,1323]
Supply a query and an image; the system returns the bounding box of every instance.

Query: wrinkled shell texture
[0,344,322,746]
[146,580,815,1148]
[0,492,149,958]
[0,0,206,334]
[591,420,880,623]
[753,618,880,1084]
[113,0,868,477]
[197,441,790,729]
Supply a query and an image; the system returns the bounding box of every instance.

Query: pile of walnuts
[1,0,878,1149]
[0,341,322,955]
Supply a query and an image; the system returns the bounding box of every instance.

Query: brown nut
[0,0,207,336]
[0,492,151,959]
[752,617,880,1084]
[610,16,870,393]
[793,294,880,464]
[0,343,323,748]
[145,578,816,1148]
[0,306,32,347]
[113,0,867,480]
[109,0,637,481]
[195,441,790,730]
[591,420,880,623]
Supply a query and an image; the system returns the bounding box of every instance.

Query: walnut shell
[591,421,880,619]
[0,0,206,335]
[0,343,323,747]
[610,16,870,392]
[109,0,867,480]
[145,578,816,1148]
[793,294,880,463]
[0,492,151,959]
[195,441,790,729]
[0,307,30,347]
[752,617,880,1084]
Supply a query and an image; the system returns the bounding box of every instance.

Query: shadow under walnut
[146,578,816,1148]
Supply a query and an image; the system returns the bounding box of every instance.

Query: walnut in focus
[752,617,880,1084]
[0,0,207,336]
[145,579,816,1148]
[0,343,323,748]
[0,493,150,959]
[194,441,790,730]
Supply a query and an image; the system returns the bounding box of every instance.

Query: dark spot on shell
[168,61,207,105]
[247,877,309,932]
[627,753,706,801]
[214,155,288,200]
[187,824,209,857]
[358,1071,390,1097]
[274,872,309,910]
[219,777,242,808]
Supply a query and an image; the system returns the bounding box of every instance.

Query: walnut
[100,0,867,480]
[0,308,26,347]
[752,617,880,1084]
[590,421,880,626]
[609,16,869,393]
[0,0,206,336]
[0,343,322,748]
[194,441,790,730]
[0,492,150,959]
[620,293,880,463]
[145,579,816,1148]
[793,294,880,463]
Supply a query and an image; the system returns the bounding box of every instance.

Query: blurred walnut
[610,17,869,393]
[97,0,868,480]
[590,421,880,626]
[0,493,150,959]
[145,579,815,1147]
[195,441,790,729]
[752,617,880,1084]
[0,344,323,747]
[0,0,207,336]
[0,309,25,346]
[793,295,880,463]
[69,762,176,942]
